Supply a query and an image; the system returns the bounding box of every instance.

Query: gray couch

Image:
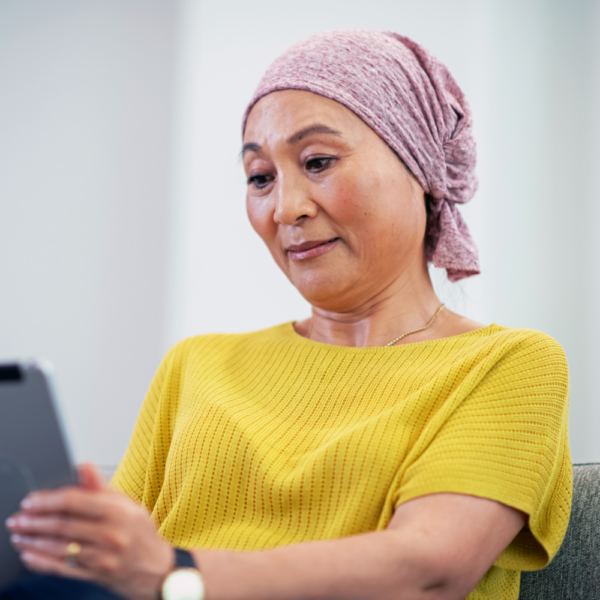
[519,463,600,599]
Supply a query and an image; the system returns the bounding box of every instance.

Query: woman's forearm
[192,528,450,600]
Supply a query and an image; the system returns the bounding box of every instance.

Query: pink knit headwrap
[242,30,480,281]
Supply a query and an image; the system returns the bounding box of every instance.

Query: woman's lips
[287,238,339,262]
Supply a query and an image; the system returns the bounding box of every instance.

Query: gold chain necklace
[305,304,445,347]
[385,304,445,347]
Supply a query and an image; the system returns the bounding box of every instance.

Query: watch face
[162,568,205,600]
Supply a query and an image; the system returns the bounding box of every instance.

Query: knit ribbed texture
[112,323,571,600]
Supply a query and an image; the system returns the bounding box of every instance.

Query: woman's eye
[247,173,273,189]
[305,157,334,173]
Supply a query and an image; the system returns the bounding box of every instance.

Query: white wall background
[0,0,178,466]
[1,0,599,466]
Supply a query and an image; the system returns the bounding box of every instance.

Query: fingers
[7,504,174,600]
[6,512,110,545]
[78,463,108,492]
[4,481,170,600]
[11,534,116,575]
[16,544,92,580]
[16,463,115,519]
[11,534,73,559]
[18,486,116,519]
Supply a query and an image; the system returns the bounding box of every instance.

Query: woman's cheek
[246,196,290,276]
[320,170,374,225]
[247,194,275,239]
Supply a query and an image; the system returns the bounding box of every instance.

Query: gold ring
[65,541,82,567]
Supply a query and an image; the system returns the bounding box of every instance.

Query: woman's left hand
[5,464,173,600]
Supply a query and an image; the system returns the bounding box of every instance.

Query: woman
[5,30,571,600]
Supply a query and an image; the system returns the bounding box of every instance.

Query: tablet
[0,361,77,586]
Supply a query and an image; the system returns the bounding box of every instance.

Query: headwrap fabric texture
[242,30,480,281]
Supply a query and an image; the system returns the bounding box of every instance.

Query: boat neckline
[285,321,504,350]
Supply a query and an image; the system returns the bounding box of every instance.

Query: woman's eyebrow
[241,124,343,158]
[241,142,261,158]
[287,124,342,144]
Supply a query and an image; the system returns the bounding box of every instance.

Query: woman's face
[243,90,428,312]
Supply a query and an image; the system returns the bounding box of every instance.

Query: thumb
[77,463,109,492]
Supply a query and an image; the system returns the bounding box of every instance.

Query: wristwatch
[161,548,205,600]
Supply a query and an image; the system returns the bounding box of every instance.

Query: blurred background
[1,0,599,469]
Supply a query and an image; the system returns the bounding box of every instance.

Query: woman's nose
[273,173,317,225]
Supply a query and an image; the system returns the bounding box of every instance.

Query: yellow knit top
[112,322,571,600]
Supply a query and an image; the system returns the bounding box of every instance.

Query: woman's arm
[193,493,525,600]
[7,465,525,600]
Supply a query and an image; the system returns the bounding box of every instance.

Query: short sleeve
[395,331,572,571]
[110,343,179,507]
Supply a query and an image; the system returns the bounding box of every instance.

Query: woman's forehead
[243,90,362,143]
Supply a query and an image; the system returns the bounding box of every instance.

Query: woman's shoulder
[165,322,294,360]
[469,324,569,403]
[440,310,564,354]
[466,322,567,370]
[480,323,566,357]
[432,321,570,401]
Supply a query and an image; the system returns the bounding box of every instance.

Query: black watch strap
[174,548,197,569]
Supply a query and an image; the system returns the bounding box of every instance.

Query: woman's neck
[297,271,447,348]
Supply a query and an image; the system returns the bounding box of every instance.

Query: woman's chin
[292,278,359,312]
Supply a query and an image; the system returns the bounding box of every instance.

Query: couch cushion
[519,463,600,599]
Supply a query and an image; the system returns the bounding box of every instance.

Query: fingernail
[13,534,33,545]
[16,516,30,526]
[21,551,34,563]
[5,517,16,528]
[21,495,39,509]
